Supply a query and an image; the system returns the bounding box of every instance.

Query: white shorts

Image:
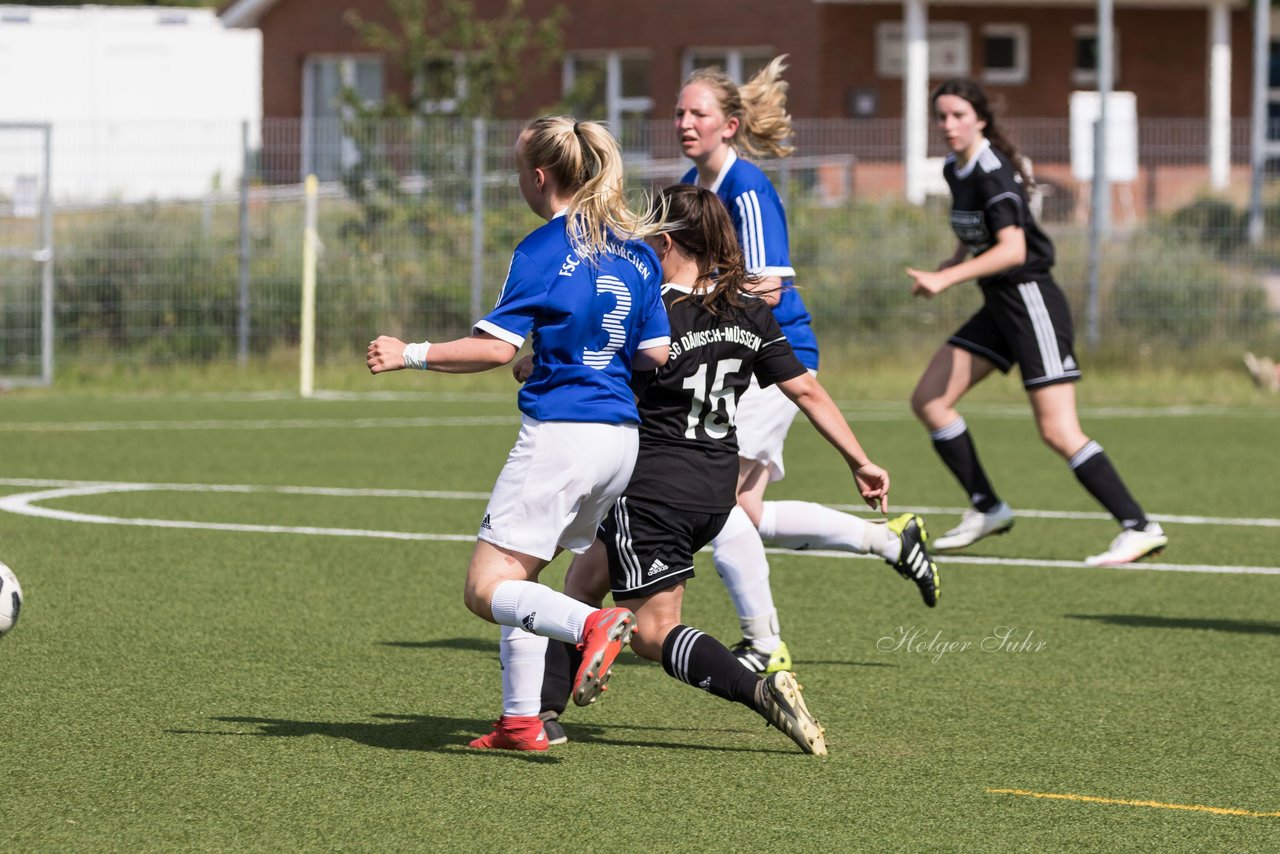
[734,371,813,483]
[479,416,639,561]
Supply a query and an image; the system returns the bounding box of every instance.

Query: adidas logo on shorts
[480,514,492,531]
[646,559,669,577]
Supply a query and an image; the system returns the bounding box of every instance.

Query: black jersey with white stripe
[625,284,807,512]
[944,139,1055,287]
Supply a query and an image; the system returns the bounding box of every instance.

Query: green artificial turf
[1,375,1277,851]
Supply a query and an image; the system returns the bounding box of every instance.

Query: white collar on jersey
[662,282,702,295]
[662,281,767,302]
[953,137,992,180]
[551,207,568,219]
[707,147,738,193]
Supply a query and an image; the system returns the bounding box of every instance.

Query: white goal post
[299,173,318,398]
[0,122,54,387]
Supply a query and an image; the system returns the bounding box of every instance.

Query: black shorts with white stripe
[599,496,729,600]
[949,276,1083,389]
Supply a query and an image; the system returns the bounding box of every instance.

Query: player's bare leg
[913,346,1014,550]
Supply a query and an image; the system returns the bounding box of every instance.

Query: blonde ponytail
[519,116,665,261]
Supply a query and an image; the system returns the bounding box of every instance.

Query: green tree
[343,0,565,120]
[335,0,566,239]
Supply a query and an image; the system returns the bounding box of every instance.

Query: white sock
[758,500,871,552]
[740,610,781,652]
[712,506,781,652]
[488,579,594,644]
[864,520,901,563]
[499,624,548,718]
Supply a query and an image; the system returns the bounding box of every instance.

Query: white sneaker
[1085,523,1168,566]
[933,501,1015,551]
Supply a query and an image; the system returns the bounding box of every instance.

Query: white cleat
[759,671,828,756]
[933,501,1015,551]
[1085,523,1168,566]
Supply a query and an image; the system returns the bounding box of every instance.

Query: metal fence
[1,116,1277,386]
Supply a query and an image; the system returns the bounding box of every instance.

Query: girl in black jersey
[906,78,1167,566]
[529,185,937,755]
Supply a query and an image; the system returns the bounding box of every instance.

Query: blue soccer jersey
[475,214,670,424]
[682,149,818,370]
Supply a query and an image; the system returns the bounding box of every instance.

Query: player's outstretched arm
[907,225,1026,298]
[777,372,889,513]
[367,332,518,375]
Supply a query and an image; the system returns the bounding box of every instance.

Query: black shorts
[948,278,1082,389]
[599,496,729,599]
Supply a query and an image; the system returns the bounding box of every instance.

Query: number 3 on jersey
[583,274,633,370]
[683,358,742,439]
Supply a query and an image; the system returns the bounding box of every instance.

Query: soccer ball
[0,563,22,637]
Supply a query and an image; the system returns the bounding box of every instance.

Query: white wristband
[402,341,431,370]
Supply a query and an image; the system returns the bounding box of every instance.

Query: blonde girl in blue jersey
[367,115,671,750]
[676,58,940,675]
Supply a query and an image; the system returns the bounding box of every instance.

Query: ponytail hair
[930,77,1034,189]
[655,184,756,317]
[682,55,794,160]
[519,115,665,261]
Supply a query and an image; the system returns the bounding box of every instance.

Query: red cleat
[572,607,636,707]
[467,715,550,751]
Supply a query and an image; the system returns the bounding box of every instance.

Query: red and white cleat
[572,607,636,707]
[467,715,550,751]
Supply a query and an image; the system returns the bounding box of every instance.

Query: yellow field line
[987,788,1280,818]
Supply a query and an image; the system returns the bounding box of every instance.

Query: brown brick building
[221,0,1266,210]
[221,0,1258,120]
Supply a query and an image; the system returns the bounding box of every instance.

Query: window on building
[683,48,774,84]
[1265,32,1280,181]
[302,55,383,181]
[1269,34,1280,143]
[981,24,1028,85]
[875,22,970,79]
[1072,26,1120,87]
[417,55,464,115]
[1267,13,1280,172]
[563,53,653,153]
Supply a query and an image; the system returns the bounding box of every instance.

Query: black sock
[661,624,760,707]
[540,639,580,718]
[1070,441,1148,530]
[930,417,1000,511]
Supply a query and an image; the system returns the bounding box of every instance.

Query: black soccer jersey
[944,139,1055,288]
[624,285,807,512]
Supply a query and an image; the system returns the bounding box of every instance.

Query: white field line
[0,478,1276,575]
[0,415,515,433]
[0,399,1275,433]
[0,478,492,500]
[0,483,478,543]
[767,548,1280,576]
[81,389,1280,416]
[1,478,1273,529]
[838,403,1280,421]
[823,504,1280,529]
[92,390,515,403]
